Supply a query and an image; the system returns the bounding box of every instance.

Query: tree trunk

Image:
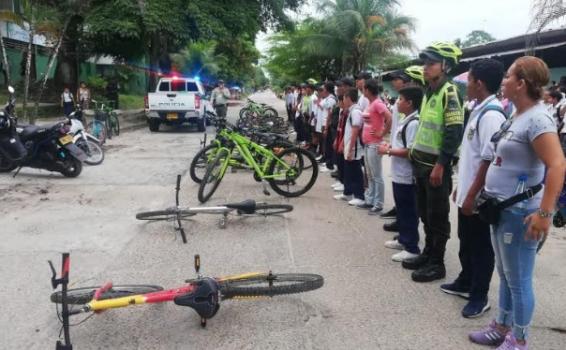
[0,34,11,86]
[147,33,161,92]
[24,31,33,123]
[34,18,70,120]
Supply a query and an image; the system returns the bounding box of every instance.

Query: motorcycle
[0,86,87,177]
[68,105,105,165]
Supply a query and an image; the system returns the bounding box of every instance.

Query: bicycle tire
[219,273,323,299]
[262,107,278,119]
[87,121,106,145]
[51,285,164,305]
[112,113,120,136]
[190,144,219,184]
[244,203,293,216]
[136,209,197,221]
[198,148,231,203]
[268,147,318,197]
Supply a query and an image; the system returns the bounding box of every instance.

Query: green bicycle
[197,122,318,203]
[238,98,278,119]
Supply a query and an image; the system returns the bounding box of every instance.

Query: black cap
[355,72,372,80]
[338,77,355,87]
[218,79,225,84]
[389,70,411,82]
[419,50,443,63]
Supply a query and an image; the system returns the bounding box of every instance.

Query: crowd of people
[283,41,566,350]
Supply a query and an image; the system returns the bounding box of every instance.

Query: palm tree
[170,41,227,78]
[529,0,566,33]
[307,0,416,74]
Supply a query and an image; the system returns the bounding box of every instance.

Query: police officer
[211,80,230,119]
[403,42,465,283]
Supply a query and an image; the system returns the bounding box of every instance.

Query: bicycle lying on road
[49,253,324,349]
[136,175,293,243]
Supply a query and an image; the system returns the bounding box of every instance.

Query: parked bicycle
[68,105,104,165]
[136,175,293,243]
[87,100,120,142]
[196,120,318,203]
[49,253,324,349]
[238,98,278,119]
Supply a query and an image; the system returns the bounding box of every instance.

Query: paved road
[1,91,564,349]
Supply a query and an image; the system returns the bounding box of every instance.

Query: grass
[119,94,145,110]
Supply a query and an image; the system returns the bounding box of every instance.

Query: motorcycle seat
[18,125,47,140]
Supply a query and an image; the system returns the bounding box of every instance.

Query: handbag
[476,184,543,225]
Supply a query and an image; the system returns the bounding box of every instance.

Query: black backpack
[400,114,419,148]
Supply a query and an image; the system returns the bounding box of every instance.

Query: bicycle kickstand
[261,180,271,196]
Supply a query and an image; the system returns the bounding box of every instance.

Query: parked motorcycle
[0,86,87,177]
[68,105,105,165]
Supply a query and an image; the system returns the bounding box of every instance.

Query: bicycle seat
[174,278,220,319]
[225,199,257,214]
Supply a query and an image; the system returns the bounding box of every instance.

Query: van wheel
[149,119,160,132]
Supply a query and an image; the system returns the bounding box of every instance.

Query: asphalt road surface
[1,91,564,349]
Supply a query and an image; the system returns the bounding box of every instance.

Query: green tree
[461,30,496,48]
[529,0,566,33]
[170,41,227,78]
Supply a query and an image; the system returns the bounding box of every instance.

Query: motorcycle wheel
[0,153,17,173]
[60,157,83,178]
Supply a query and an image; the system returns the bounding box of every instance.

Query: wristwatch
[386,148,391,156]
[537,209,554,218]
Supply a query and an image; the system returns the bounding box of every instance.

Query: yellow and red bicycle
[49,253,324,349]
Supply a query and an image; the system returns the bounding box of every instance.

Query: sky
[256,0,541,55]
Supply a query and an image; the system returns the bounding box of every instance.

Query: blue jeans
[392,182,420,254]
[364,144,384,208]
[491,208,539,340]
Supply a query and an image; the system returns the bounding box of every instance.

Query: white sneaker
[391,250,420,262]
[331,182,342,188]
[348,198,366,206]
[333,184,344,192]
[334,194,351,201]
[384,239,404,250]
[315,155,324,161]
[319,165,331,173]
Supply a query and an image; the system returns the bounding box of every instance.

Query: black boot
[383,221,399,232]
[380,207,397,218]
[402,254,429,270]
[411,263,446,282]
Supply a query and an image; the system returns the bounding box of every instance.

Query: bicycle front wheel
[78,139,104,165]
[198,148,231,203]
[244,203,293,216]
[219,273,323,299]
[51,285,164,305]
[190,144,219,184]
[111,113,120,136]
[87,121,106,144]
[136,208,196,221]
[268,147,318,197]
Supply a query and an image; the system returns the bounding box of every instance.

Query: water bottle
[510,174,529,216]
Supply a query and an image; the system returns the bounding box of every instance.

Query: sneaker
[469,320,508,347]
[462,300,491,319]
[380,207,397,219]
[368,206,383,215]
[411,263,446,282]
[356,203,373,209]
[319,165,331,173]
[402,254,429,270]
[333,184,344,192]
[383,221,399,232]
[384,239,404,250]
[392,250,419,262]
[334,194,351,201]
[495,334,527,350]
[440,282,470,299]
[331,182,342,188]
[348,198,366,206]
[315,154,324,161]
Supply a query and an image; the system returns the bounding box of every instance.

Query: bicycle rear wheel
[198,148,231,203]
[87,121,106,144]
[51,285,164,305]
[219,273,323,299]
[136,208,196,221]
[244,203,293,216]
[111,113,120,136]
[190,144,219,184]
[268,147,318,197]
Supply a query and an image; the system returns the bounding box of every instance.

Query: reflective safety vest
[412,82,458,155]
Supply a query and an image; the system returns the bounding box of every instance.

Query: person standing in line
[378,87,423,261]
[404,42,464,283]
[441,59,507,318]
[358,79,391,214]
[61,87,75,117]
[469,56,566,350]
[380,66,425,230]
[334,87,365,206]
[317,82,337,171]
[355,72,371,110]
[211,80,231,119]
[330,78,355,192]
